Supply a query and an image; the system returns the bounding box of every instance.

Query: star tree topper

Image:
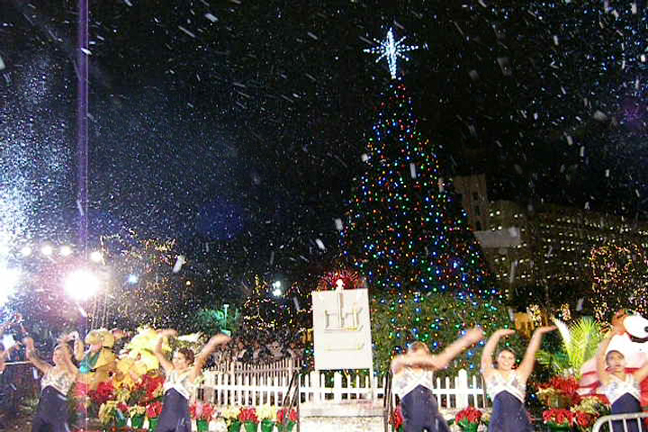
[364,28,419,79]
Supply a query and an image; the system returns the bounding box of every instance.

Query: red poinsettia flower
[238,407,258,423]
[543,408,574,426]
[288,408,298,422]
[456,406,483,426]
[277,408,298,424]
[117,402,129,414]
[574,411,594,428]
[190,401,216,421]
[146,401,163,419]
[391,405,404,430]
[89,381,115,405]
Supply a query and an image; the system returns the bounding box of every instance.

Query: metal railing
[282,370,301,432]
[592,411,648,432]
[383,372,393,432]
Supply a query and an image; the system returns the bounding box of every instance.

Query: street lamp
[272,281,282,297]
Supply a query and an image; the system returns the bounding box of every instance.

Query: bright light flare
[20,246,32,257]
[89,251,103,263]
[64,269,100,301]
[127,274,139,284]
[60,245,73,257]
[41,245,53,256]
[0,267,20,306]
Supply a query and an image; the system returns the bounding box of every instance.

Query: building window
[476,221,482,230]
[475,205,481,216]
[472,192,479,201]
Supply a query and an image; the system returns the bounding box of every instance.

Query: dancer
[154,330,230,432]
[481,325,555,432]
[597,331,648,432]
[391,327,484,432]
[23,336,77,432]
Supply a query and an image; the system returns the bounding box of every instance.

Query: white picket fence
[197,359,490,412]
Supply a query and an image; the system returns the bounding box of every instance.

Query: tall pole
[77,0,89,258]
[76,3,90,428]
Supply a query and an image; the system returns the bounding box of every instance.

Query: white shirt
[485,370,526,403]
[164,369,197,400]
[603,374,641,405]
[392,368,435,399]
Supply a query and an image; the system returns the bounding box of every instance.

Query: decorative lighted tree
[341,79,496,297]
[589,244,648,322]
[371,291,518,375]
[240,275,287,331]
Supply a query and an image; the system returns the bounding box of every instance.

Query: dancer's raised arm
[23,337,51,374]
[190,333,231,380]
[391,327,483,374]
[596,333,614,386]
[435,327,484,368]
[154,329,176,373]
[517,326,556,380]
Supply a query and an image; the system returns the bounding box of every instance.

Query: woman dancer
[597,332,648,432]
[23,336,78,432]
[391,327,484,432]
[480,326,555,432]
[154,330,230,432]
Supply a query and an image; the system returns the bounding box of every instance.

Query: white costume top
[164,369,198,400]
[41,367,75,395]
[486,370,526,403]
[602,374,641,405]
[392,368,435,399]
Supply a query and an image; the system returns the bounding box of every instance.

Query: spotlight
[41,245,53,256]
[64,269,100,301]
[89,251,103,263]
[20,246,32,257]
[60,246,73,257]
[127,274,139,284]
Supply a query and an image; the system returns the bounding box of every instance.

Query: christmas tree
[341,80,496,297]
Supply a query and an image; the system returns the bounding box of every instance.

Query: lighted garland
[589,244,648,322]
[316,268,364,291]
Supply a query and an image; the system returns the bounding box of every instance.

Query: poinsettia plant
[570,395,610,431]
[276,407,298,424]
[89,381,115,406]
[190,401,216,421]
[543,408,574,428]
[537,376,581,408]
[390,405,404,431]
[146,400,163,419]
[238,406,259,424]
[455,406,483,428]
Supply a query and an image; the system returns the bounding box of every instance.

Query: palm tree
[537,317,604,379]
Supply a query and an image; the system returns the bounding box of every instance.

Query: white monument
[311,280,373,370]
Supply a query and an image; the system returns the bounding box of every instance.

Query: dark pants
[156,389,191,432]
[31,386,69,432]
[401,385,449,432]
[488,391,533,432]
[611,393,645,432]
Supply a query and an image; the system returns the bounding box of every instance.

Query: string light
[364,28,419,80]
[341,81,497,298]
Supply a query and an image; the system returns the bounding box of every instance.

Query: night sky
[2,0,648,288]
